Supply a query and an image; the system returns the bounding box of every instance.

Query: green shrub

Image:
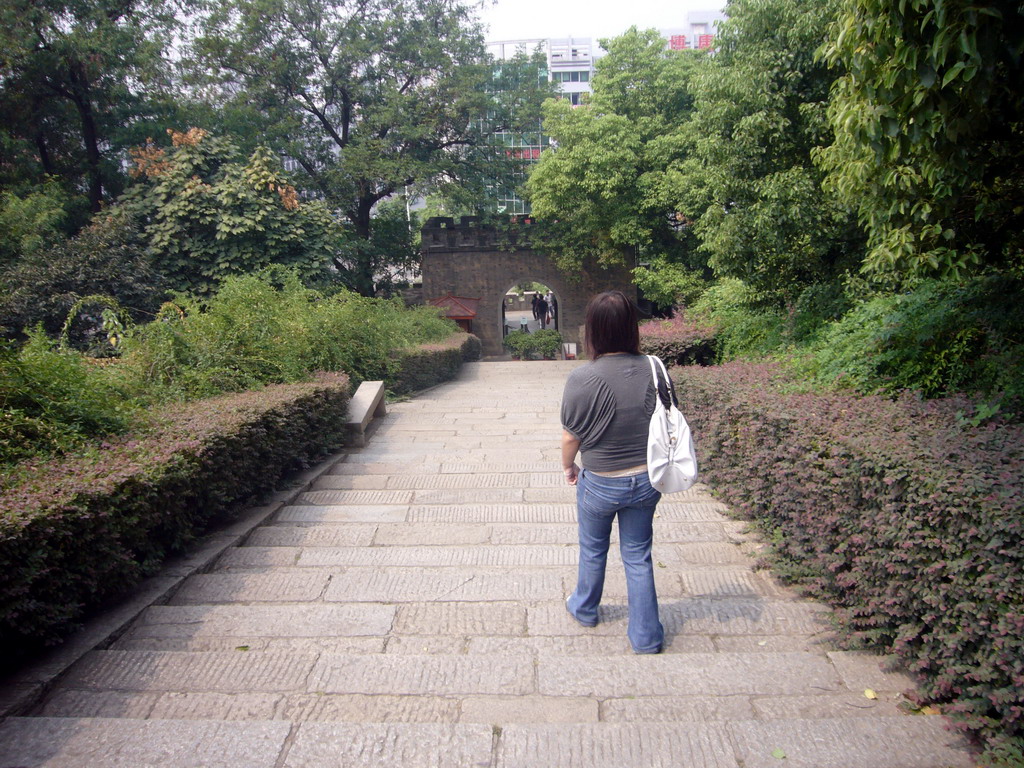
[802,276,1024,401]
[0,372,350,660]
[675,362,1024,753]
[0,208,167,348]
[531,329,563,359]
[789,281,852,343]
[0,331,136,468]
[117,271,459,400]
[502,329,563,360]
[691,278,787,360]
[503,330,532,358]
[389,333,481,395]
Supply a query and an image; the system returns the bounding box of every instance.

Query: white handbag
[646,355,698,493]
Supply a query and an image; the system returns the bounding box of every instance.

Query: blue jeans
[566,469,664,653]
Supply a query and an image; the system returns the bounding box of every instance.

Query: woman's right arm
[561,429,581,485]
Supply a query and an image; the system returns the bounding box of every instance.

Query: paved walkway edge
[0,449,351,719]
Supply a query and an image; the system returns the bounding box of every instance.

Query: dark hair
[585,290,640,359]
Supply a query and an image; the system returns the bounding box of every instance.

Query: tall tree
[190,0,516,295]
[526,28,703,278]
[121,128,341,295]
[818,0,1024,281]
[0,0,179,212]
[674,0,864,306]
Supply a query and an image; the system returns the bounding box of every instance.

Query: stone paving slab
[392,602,528,635]
[494,723,738,768]
[371,523,492,546]
[282,723,493,768]
[460,695,599,724]
[169,570,332,604]
[466,635,719,657]
[245,525,379,548]
[325,568,563,602]
[125,604,395,638]
[680,569,785,599]
[440,462,557,474]
[275,504,409,523]
[599,695,756,723]
[111,636,387,654]
[537,652,842,697]
[0,717,291,768]
[827,650,919,693]
[748,692,909,720]
[526,598,830,637]
[307,654,535,695]
[299,489,414,505]
[327,461,442,475]
[297,544,580,568]
[673,541,752,565]
[485,521,736,545]
[407,503,578,523]
[727,716,974,768]
[412,488,527,504]
[62,650,319,693]
[277,694,462,723]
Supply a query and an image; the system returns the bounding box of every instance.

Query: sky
[472,0,725,45]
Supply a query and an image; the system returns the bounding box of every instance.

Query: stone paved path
[0,362,975,766]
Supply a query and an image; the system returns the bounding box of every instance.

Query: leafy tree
[0,0,179,212]
[189,0,532,295]
[0,207,166,347]
[674,0,864,306]
[818,0,1024,280]
[526,28,703,281]
[0,181,72,267]
[121,128,342,296]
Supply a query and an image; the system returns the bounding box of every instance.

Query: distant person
[531,293,540,320]
[536,295,549,329]
[560,290,671,654]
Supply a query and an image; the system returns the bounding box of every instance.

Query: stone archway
[420,217,635,357]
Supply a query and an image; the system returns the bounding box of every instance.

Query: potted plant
[503,330,531,359]
[531,329,563,360]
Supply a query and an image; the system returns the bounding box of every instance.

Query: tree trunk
[350,197,376,296]
[67,63,104,212]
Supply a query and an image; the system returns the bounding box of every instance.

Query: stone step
[273,501,730,525]
[0,716,974,767]
[34,687,910,724]
[168,565,784,604]
[57,650,851,698]
[213,541,752,569]
[123,597,827,642]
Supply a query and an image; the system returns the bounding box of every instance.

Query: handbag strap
[646,355,677,410]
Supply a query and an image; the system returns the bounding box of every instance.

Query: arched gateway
[421,217,635,357]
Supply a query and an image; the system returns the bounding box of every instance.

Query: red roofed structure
[429,293,481,334]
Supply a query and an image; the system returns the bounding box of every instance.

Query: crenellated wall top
[420,216,537,252]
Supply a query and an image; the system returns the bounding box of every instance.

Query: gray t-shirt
[561,353,670,472]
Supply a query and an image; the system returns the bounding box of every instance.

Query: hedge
[639,313,718,366]
[673,362,1024,752]
[389,332,481,395]
[0,372,350,662]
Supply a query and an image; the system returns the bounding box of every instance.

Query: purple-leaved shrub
[674,362,1024,752]
[0,372,350,663]
[639,313,718,366]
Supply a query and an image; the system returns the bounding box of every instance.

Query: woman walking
[560,290,669,654]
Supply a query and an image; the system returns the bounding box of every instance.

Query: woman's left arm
[561,429,581,485]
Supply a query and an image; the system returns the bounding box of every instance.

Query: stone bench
[345,380,387,447]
